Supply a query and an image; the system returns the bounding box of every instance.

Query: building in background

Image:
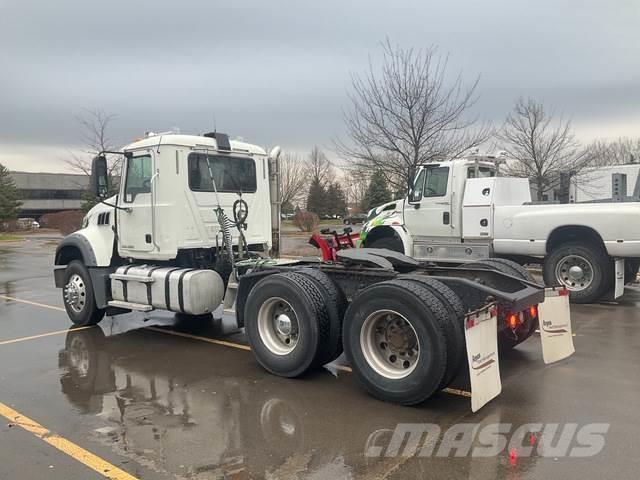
[10,171,88,218]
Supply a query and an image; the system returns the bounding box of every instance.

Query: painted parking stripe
[0,326,94,346]
[0,402,138,480]
[144,326,252,351]
[0,294,65,312]
[1,294,473,398]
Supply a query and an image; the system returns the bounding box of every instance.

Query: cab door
[403,164,454,240]
[118,151,155,253]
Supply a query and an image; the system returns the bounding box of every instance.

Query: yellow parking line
[0,294,65,312]
[0,402,138,480]
[0,326,93,346]
[144,326,252,351]
[2,295,473,398]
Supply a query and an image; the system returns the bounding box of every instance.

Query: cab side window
[424,166,449,197]
[124,155,152,202]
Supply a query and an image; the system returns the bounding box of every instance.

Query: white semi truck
[361,155,640,303]
[54,132,571,410]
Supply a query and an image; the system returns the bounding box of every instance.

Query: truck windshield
[188,153,257,193]
[467,166,495,178]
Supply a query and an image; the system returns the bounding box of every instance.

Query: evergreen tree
[306,178,327,216]
[0,163,22,227]
[326,182,347,217]
[361,170,392,212]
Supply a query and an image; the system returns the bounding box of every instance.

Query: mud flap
[464,304,501,412]
[614,258,625,299]
[538,287,574,364]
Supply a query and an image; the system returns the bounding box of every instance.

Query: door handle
[435,202,450,205]
[443,212,450,225]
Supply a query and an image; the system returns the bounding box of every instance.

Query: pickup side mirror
[407,186,422,205]
[91,155,109,199]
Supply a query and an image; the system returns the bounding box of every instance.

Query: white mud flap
[538,287,574,364]
[614,258,625,299]
[464,304,501,413]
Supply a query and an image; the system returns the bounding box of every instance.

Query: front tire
[543,242,611,303]
[365,235,404,253]
[62,260,105,326]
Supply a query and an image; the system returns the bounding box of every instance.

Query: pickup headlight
[81,215,89,229]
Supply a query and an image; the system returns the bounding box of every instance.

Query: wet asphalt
[1,238,639,479]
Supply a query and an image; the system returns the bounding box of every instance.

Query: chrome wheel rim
[69,336,90,377]
[360,309,420,379]
[260,398,298,438]
[257,297,299,355]
[64,273,86,313]
[555,254,594,291]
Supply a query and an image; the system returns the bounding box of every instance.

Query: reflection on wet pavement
[57,320,485,479]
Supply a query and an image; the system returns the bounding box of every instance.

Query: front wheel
[365,235,404,253]
[543,242,612,304]
[62,260,105,326]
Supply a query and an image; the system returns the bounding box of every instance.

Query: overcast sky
[1,0,639,172]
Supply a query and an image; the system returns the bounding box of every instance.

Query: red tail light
[529,305,537,318]
[508,313,518,329]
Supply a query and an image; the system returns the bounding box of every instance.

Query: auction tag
[538,287,574,364]
[464,304,501,412]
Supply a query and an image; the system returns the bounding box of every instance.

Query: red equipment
[309,227,360,261]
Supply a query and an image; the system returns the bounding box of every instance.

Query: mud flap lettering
[538,287,575,364]
[464,304,501,413]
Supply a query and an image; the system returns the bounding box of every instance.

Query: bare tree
[66,108,122,191]
[280,152,309,211]
[498,97,589,201]
[307,145,332,185]
[343,167,370,212]
[586,137,640,167]
[336,39,492,190]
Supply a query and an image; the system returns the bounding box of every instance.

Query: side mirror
[91,155,109,199]
[407,187,422,205]
[407,166,423,205]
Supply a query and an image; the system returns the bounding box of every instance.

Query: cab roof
[123,133,267,156]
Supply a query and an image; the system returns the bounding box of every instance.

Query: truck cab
[54,132,281,323]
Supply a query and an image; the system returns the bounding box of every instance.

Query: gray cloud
[1,0,639,171]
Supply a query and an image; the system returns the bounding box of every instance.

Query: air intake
[204,132,231,151]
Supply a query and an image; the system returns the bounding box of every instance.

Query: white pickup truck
[361,156,640,303]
